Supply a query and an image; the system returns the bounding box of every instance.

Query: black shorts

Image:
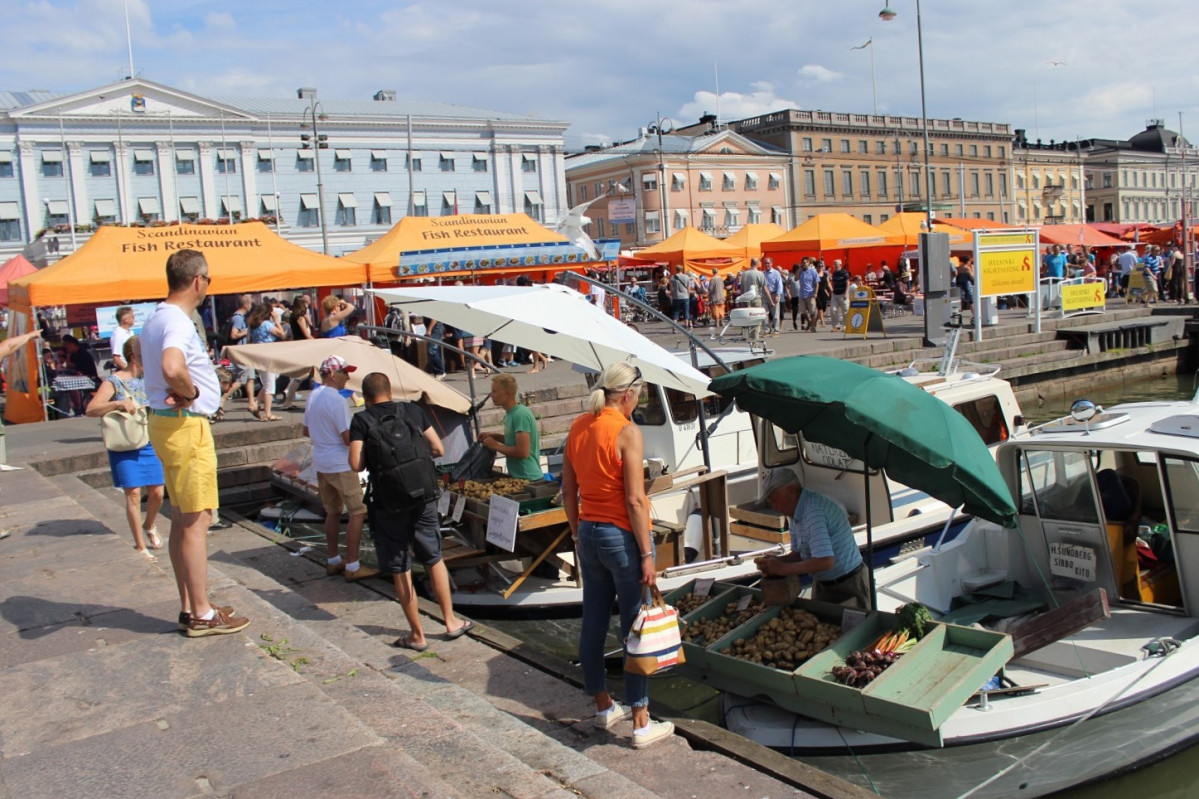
[368,499,442,573]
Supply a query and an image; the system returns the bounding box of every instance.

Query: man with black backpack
[348,372,472,651]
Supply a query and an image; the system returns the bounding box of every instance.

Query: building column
[17,142,41,237]
[156,141,176,222]
[538,144,561,225]
[508,145,522,215]
[198,143,216,219]
[66,142,87,229]
[239,141,256,220]
[113,141,130,224]
[491,141,508,215]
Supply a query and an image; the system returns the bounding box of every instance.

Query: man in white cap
[754,467,868,608]
[303,354,377,582]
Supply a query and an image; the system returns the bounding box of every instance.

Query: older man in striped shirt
[754,467,868,609]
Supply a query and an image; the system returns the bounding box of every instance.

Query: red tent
[1037,225,1125,247]
[0,255,37,306]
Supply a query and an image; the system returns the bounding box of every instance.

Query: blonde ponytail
[587,363,642,415]
[586,386,607,415]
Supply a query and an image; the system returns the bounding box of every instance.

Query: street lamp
[879,2,933,233]
[300,91,330,254]
[647,115,675,239]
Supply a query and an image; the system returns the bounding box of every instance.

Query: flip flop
[260,415,281,422]
[444,619,474,640]
[392,635,429,652]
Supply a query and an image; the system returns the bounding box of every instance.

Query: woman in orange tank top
[562,363,674,750]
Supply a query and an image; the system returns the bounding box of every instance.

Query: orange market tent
[762,213,903,254]
[0,255,37,306]
[6,222,366,310]
[344,213,592,284]
[723,223,785,261]
[877,213,972,247]
[938,217,1017,231]
[635,226,746,275]
[1036,224,1125,248]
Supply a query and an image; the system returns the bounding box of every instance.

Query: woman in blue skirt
[86,336,165,561]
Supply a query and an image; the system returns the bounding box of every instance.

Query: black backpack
[361,405,439,511]
[218,316,238,348]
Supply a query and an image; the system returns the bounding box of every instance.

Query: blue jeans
[577,520,649,707]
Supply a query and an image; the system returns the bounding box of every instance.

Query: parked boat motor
[714,286,767,346]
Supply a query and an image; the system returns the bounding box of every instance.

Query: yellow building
[1011,131,1086,225]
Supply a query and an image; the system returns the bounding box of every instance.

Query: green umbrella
[710,356,1018,606]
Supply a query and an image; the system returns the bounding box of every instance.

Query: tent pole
[31,305,49,422]
[863,433,876,612]
[365,282,375,327]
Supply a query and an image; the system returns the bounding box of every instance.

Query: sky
[4,0,1198,151]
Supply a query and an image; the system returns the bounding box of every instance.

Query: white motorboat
[718,394,1199,798]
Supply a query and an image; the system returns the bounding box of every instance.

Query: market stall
[634,226,746,275]
[760,213,905,273]
[722,223,785,262]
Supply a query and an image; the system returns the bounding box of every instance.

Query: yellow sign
[843,286,886,339]
[976,231,1037,247]
[1061,282,1107,312]
[978,248,1037,296]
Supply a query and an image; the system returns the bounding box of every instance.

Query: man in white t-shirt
[109,306,135,370]
[141,249,249,638]
[303,355,376,582]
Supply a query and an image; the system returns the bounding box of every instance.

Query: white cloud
[678,83,799,125]
[797,64,841,83]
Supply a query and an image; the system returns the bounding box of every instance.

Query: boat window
[665,388,700,424]
[1163,457,1199,533]
[1019,449,1099,523]
[634,384,667,426]
[952,394,1009,446]
[762,422,799,467]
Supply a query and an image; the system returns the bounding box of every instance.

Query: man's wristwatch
[184,387,200,401]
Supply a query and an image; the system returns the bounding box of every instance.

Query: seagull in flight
[1047,61,1067,66]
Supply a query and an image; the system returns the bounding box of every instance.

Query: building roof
[1128,122,1190,153]
[566,130,784,169]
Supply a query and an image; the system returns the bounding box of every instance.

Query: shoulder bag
[624,585,685,676]
[101,378,150,452]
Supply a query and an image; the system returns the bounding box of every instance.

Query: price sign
[736,593,753,611]
[841,609,867,633]
[437,490,451,517]
[485,494,520,552]
[692,578,715,597]
[1049,542,1097,582]
[451,493,467,523]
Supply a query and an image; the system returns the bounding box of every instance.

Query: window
[472,154,488,173]
[858,140,869,154]
[877,169,888,197]
[257,149,274,174]
[0,202,21,240]
[1000,173,1007,196]
[442,191,457,216]
[840,139,851,153]
[216,149,237,174]
[176,151,195,175]
[625,222,635,236]
[333,150,352,172]
[700,207,716,232]
[524,190,543,222]
[859,170,871,196]
[970,172,980,197]
[970,144,978,157]
[132,150,155,176]
[645,210,661,234]
[260,194,278,218]
[722,171,735,191]
[371,150,388,172]
[299,193,320,227]
[440,152,455,172]
[803,169,816,197]
[522,153,537,173]
[179,196,200,221]
[724,204,739,229]
[90,151,111,177]
[768,172,781,190]
[671,172,685,191]
[674,209,688,229]
[823,170,835,197]
[909,141,918,155]
[45,200,69,227]
[942,171,952,197]
[985,172,994,197]
[337,193,357,226]
[137,197,161,222]
[821,138,832,152]
[802,137,813,151]
[474,190,492,214]
[984,145,992,157]
[1016,173,1025,189]
[699,172,713,191]
[892,140,901,155]
[42,151,64,178]
[411,190,428,217]
[842,170,853,196]
[408,153,422,171]
[0,155,12,178]
[940,143,949,156]
[594,218,604,237]
[910,171,921,197]
[863,214,873,225]
[747,204,761,224]
[297,151,314,172]
[999,146,1006,158]
[220,195,243,221]
[595,181,604,197]
[955,144,964,157]
[745,172,758,190]
[94,198,118,225]
[643,172,658,191]
[1032,173,1040,189]
[876,141,886,154]
[1103,173,1113,188]
[373,198,391,226]
[771,206,785,225]
[879,212,889,222]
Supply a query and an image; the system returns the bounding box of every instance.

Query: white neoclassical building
[0,78,570,261]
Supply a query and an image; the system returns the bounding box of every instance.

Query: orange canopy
[761,213,903,254]
[6,222,366,310]
[1036,224,1125,247]
[344,213,572,283]
[0,255,37,306]
[938,217,1017,231]
[723,223,785,261]
[635,226,746,274]
[876,213,972,247]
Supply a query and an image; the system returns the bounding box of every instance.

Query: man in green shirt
[480,374,542,481]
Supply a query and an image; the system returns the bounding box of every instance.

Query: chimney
[297,87,317,100]
[373,90,396,102]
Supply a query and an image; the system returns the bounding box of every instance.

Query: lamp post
[648,115,674,239]
[300,92,330,254]
[879,2,933,233]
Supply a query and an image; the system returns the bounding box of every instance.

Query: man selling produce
[478,374,543,481]
[754,468,868,608]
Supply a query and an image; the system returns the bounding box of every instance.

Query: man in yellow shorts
[141,249,249,637]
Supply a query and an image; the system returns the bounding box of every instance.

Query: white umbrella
[372,283,712,396]
[221,335,471,414]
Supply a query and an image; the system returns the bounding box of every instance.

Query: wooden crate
[729,503,789,545]
[675,585,765,670]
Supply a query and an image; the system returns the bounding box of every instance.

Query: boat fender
[684,511,703,563]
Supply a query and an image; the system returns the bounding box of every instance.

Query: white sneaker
[632,719,674,749]
[594,700,631,730]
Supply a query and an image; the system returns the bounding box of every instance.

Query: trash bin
[981,296,999,326]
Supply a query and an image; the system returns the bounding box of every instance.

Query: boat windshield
[1019,449,1099,524]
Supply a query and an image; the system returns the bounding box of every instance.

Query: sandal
[260,414,281,422]
[144,526,163,549]
[210,408,226,422]
[135,547,157,562]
